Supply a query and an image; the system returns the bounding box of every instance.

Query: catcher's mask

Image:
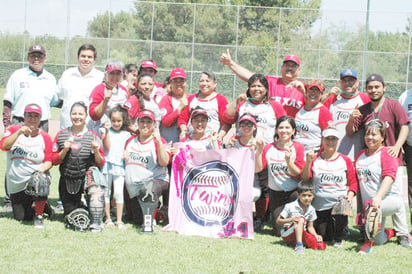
[65,208,90,232]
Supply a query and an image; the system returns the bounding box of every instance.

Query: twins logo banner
[163,146,255,239]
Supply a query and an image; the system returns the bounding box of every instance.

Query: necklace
[371,98,385,121]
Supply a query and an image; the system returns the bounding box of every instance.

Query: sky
[0,0,411,37]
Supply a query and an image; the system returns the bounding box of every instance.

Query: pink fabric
[164,146,255,239]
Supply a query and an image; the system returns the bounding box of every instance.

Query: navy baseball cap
[366,74,385,86]
[340,68,358,80]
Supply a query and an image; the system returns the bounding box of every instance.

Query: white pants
[104,174,125,204]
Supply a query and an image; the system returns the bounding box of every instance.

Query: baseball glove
[365,205,382,241]
[331,195,352,216]
[25,171,51,198]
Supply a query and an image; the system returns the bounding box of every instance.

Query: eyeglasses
[28,54,45,59]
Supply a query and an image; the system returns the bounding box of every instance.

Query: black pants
[10,191,47,221]
[59,177,84,216]
[269,188,298,236]
[315,209,348,242]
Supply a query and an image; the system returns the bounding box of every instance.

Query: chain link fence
[0,0,411,100]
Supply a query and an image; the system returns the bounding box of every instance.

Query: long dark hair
[109,105,130,131]
[246,73,269,103]
[131,73,153,110]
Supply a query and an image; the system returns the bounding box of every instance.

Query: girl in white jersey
[101,106,131,229]
[355,120,411,253]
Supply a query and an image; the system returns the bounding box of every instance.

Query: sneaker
[397,235,412,248]
[105,219,115,228]
[3,203,12,212]
[54,204,64,213]
[89,224,102,233]
[333,240,343,248]
[294,245,304,254]
[34,215,44,229]
[117,221,127,230]
[384,229,395,241]
[358,240,373,255]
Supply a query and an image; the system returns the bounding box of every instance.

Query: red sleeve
[359,92,371,104]
[159,95,180,128]
[51,129,66,165]
[126,95,141,122]
[319,106,334,130]
[89,84,105,121]
[0,125,21,151]
[342,154,358,194]
[216,94,229,122]
[177,94,196,127]
[381,147,399,180]
[323,96,337,109]
[40,131,54,162]
[269,99,287,118]
[261,143,273,170]
[293,142,306,171]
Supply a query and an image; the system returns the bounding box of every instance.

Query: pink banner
[163,146,255,239]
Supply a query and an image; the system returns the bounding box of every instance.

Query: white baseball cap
[322,128,339,139]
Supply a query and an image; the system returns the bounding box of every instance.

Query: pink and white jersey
[308,153,358,211]
[88,83,129,132]
[181,134,221,152]
[294,105,333,153]
[261,142,305,191]
[236,99,286,144]
[125,136,170,184]
[324,93,370,161]
[158,94,184,143]
[178,94,229,134]
[355,147,399,201]
[266,76,305,117]
[232,136,254,149]
[0,126,53,194]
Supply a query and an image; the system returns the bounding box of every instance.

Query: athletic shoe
[117,221,127,230]
[34,215,44,229]
[384,229,395,241]
[333,241,343,248]
[3,203,12,212]
[397,235,412,248]
[90,224,102,233]
[54,204,64,213]
[358,240,373,255]
[294,245,304,254]
[105,219,115,228]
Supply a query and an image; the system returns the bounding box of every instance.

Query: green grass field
[0,89,411,273]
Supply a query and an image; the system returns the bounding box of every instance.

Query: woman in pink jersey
[178,72,231,142]
[124,110,171,228]
[0,104,53,228]
[355,120,411,253]
[224,73,286,230]
[302,127,357,247]
[158,68,189,144]
[255,116,305,236]
[294,80,333,153]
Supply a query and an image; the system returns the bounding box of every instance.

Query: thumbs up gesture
[351,104,361,120]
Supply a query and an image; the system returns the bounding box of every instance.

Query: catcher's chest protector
[57,130,96,194]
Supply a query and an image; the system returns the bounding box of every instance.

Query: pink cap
[105,63,123,72]
[239,114,257,125]
[170,68,187,80]
[140,60,157,71]
[24,104,42,116]
[190,108,209,120]
[306,83,325,92]
[137,110,155,121]
[283,55,300,66]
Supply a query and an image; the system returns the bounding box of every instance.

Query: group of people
[1,44,411,254]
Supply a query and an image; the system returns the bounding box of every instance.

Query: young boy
[276,183,326,254]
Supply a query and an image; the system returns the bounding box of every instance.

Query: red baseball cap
[283,55,300,66]
[137,110,155,121]
[24,104,42,116]
[239,114,257,125]
[190,108,209,120]
[306,83,325,92]
[170,68,187,80]
[140,60,157,71]
[105,63,123,73]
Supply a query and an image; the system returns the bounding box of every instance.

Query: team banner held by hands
[163,145,255,239]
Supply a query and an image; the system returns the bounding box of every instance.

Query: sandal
[105,219,115,228]
[117,221,126,230]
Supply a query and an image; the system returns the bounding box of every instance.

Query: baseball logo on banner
[182,161,238,226]
[164,145,254,239]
